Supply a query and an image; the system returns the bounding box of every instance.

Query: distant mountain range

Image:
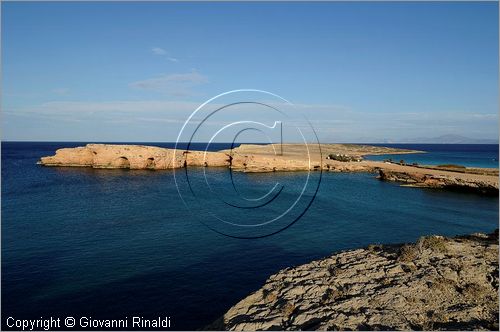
[406,135,499,144]
[379,135,499,144]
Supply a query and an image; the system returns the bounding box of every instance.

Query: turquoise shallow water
[2,142,498,330]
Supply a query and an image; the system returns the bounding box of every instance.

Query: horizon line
[1,140,498,145]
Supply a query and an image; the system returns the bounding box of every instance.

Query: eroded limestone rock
[39,144,230,170]
[210,231,499,331]
[38,144,498,194]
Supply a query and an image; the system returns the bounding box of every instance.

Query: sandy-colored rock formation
[38,143,419,172]
[38,143,498,194]
[39,144,230,170]
[210,231,499,331]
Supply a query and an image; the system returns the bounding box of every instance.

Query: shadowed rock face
[209,231,499,331]
[378,169,499,195]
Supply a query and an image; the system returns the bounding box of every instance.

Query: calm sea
[2,142,498,330]
[365,143,499,168]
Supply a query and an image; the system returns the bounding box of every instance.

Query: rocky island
[39,143,498,194]
[209,231,499,331]
[38,143,419,171]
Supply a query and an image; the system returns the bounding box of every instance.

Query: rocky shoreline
[37,143,419,171]
[209,231,499,331]
[378,169,499,195]
[38,143,498,194]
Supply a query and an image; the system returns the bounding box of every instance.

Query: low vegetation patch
[327,154,362,162]
[262,288,277,303]
[283,303,296,317]
[367,244,383,253]
[437,164,466,169]
[398,244,418,262]
[398,235,448,262]
[417,236,448,253]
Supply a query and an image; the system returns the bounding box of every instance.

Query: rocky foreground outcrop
[210,231,499,331]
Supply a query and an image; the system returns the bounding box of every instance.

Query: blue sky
[2,1,498,142]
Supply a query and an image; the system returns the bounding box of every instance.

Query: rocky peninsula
[37,143,417,171]
[38,143,498,194]
[209,231,499,331]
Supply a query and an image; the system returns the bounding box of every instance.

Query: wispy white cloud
[471,113,498,120]
[151,47,167,55]
[4,99,497,142]
[5,100,198,116]
[129,70,208,96]
[151,47,179,62]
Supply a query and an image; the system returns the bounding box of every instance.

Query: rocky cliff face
[210,231,499,331]
[37,143,420,172]
[39,144,230,170]
[38,143,362,172]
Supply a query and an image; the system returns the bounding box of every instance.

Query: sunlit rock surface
[39,143,498,194]
[210,231,499,331]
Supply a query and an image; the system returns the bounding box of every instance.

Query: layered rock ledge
[209,231,499,331]
[38,143,498,194]
[378,169,499,195]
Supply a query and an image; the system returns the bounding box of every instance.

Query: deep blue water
[365,144,499,168]
[2,142,499,330]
